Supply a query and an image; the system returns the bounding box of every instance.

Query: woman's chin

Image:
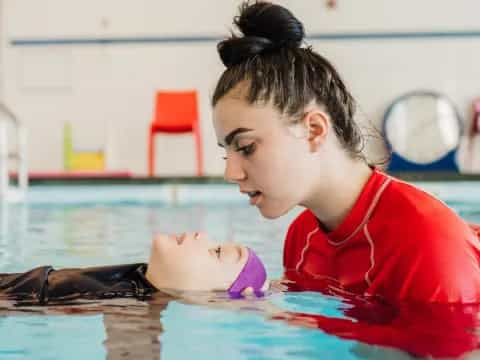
[261,212,281,219]
[258,204,292,219]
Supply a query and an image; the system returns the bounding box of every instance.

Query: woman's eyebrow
[218,128,253,147]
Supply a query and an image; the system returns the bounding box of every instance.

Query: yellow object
[64,122,105,171]
[69,152,105,171]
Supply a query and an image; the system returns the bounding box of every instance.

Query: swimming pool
[1,181,479,359]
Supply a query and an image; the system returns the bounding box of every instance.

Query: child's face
[213,92,315,219]
[146,232,249,291]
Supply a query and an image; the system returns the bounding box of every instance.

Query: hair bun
[236,2,304,46]
[218,2,305,67]
[218,36,274,68]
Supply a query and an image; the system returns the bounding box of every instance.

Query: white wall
[2,0,480,175]
[0,0,4,101]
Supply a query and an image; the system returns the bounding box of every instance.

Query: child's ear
[261,280,270,292]
[240,287,254,297]
[240,283,269,297]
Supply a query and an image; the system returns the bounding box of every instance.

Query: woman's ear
[304,111,330,151]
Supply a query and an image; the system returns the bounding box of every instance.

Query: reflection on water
[274,289,480,359]
[2,289,480,359]
[0,183,479,359]
[0,297,166,360]
[0,202,28,269]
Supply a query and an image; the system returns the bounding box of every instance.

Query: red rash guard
[283,169,480,303]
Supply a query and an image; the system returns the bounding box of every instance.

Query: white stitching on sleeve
[363,224,375,286]
[295,227,320,272]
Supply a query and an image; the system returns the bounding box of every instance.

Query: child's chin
[152,234,175,251]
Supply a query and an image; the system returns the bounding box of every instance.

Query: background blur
[1,0,479,176]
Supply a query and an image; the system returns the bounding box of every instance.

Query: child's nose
[193,232,206,240]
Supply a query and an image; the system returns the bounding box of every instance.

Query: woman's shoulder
[376,175,471,241]
[380,175,454,218]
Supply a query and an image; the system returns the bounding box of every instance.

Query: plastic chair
[148,90,203,176]
[64,122,105,171]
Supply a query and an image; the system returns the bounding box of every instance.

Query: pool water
[1,182,479,360]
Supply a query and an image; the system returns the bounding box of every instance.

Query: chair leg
[194,127,203,176]
[148,132,155,177]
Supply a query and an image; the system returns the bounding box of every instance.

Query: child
[212,1,480,303]
[0,232,267,304]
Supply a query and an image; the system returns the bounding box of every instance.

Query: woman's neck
[305,158,373,232]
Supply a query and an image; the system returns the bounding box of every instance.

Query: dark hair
[212,1,364,160]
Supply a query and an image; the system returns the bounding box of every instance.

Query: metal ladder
[0,103,28,202]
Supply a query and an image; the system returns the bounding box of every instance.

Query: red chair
[148,90,203,176]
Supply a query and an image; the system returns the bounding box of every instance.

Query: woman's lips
[242,190,262,206]
[249,192,262,206]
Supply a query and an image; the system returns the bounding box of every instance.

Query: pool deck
[7,171,480,185]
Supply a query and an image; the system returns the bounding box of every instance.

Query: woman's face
[213,94,316,219]
[146,232,249,291]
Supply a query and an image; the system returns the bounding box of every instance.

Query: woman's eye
[236,143,256,157]
[215,246,222,258]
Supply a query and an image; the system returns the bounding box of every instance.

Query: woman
[0,232,268,304]
[212,1,480,303]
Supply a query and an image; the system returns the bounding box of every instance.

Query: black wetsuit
[0,263,157,305]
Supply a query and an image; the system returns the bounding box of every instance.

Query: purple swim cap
[228,247,267,298]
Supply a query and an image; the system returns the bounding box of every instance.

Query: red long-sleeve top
[283,169,480,303]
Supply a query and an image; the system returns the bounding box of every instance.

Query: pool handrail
[0,102,28,202]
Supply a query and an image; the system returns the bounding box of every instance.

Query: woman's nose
[224,156,246,183]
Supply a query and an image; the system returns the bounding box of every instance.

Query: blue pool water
[1,182,479,360]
